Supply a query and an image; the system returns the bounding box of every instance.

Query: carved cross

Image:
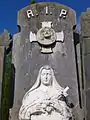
[29,21,64,53]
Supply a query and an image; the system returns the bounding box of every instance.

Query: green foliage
[31,0,36,4]
[1,51,12,120]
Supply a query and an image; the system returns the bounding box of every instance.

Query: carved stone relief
[30,22,64,53]
[19,65,72,120]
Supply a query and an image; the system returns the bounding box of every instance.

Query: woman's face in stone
[40,68,52,86]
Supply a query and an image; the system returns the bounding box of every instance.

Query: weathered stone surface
[0,30,10,46]
[0,47,4,83]
[80,8,90,120]
[86,90,90,120]
[83,54,90,89]
[0,47,4,105]
[0,30,10,85]
[0,30,10,116]
[11,2,82,120]
[83,38,90,55]
[81,9,90,37]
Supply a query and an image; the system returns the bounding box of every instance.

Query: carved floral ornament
[37,27,56,46]
[30,21,64,53]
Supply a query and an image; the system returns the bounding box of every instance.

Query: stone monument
[0,30,11,120]
[0,30,10,104]
[10,2,83,120]
[80,8,90,120]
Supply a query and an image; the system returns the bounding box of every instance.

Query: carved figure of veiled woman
[19,65,72,120]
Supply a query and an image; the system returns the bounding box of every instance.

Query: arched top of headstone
[0,30,11,46]
[81,8,90,20]
[17,2,76,28]
[80,8,90,37]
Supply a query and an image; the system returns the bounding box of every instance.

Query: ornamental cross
[29,21,64,53]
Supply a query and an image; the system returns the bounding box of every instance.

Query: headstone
[10,2,83,120]
[0,46,4,104]
[0,30,10,104]
[80,8,90,120]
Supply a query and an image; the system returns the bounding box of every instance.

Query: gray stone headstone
[81,8,90,120]
[11,2,82,120]
[0,30,10,120]
[0,46,4,105]
[0,30,10,104]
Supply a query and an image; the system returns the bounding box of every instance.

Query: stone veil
[19,65,72,120]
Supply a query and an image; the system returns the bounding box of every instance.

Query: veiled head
[31,65,60,89]
[23,65,64,102]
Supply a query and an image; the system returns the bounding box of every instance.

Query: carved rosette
[37,27,56,45]
[36,27,56,53]
[29,21,64,53]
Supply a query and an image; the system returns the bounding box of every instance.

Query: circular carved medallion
[37,27,56,45]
